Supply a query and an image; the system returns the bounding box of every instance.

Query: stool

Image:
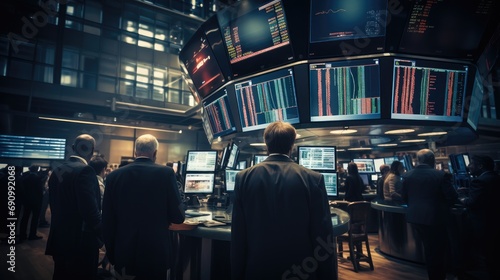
[337,201,374,272]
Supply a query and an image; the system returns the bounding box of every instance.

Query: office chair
[337,201,374,272]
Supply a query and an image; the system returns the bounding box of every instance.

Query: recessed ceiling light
[337,148,346,152]
[417,131,448,137]
[385,129,415,134]
[400,139,426,143]
[296,133,301,138]
[348,147,372,151]
[250,143,266,146]
[330,129,358,135]
[378,143,398,147]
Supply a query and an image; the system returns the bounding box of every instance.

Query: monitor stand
[186,195,201,208]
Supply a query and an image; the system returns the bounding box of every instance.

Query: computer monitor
[236,160,247,170]
[309,58,381,122]
[353,159,376,173]
[320,172,338,198]
[185,150,218,172]
[234,67,300,132]
[226,142,239,170]
[184,173,215,194]
[373,158,385,172]
[224,169,240,192]
[297,146,336,171]
[217,0,294,77]
[219,144,230,170]
[391,58,468,122]
[253,155,268,165]
[359,174,369,186]
[384,156,399,166]
[371,174,379,182]
[0,134,66,160]
[202,88,237,138]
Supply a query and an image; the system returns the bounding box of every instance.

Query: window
[34,65,53,83]
[61,69,78,87]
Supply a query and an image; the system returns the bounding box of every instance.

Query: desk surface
[171,207,349,241]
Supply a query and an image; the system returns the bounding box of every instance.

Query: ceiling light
[385,129,415,134]
[378,143,398,147]
[39,116,181,133]
[330,129,358,135]
[348,147,372,151]
[417,131,448,137]
[250,143,266,146]
[400,139,426,143]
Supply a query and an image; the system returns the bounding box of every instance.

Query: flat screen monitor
[200,108,214,144]
[219,144,230,170]
[467,71,484,130]
[320,172,338,197]
[178,27,226,100]
[371,174,379,181]
[309,58,381,122]
[202,88,237,139]
[185,150,218,172]
[184,173,215,194]
[226,143,239,170]
[462,154,470,167]
[373,158,385,172]
[224,169,240,192]
[454,154,468,174]
[398,0,498,59]
[237,160,247,170]
[359,173,369,186]
[391,58,468,122]
[0,135,66,160]
[384,156,399,166]
[234,67,300,132]
[218,0,294,77]
[253,155,268,165]
[353,158,376,173]
[297,146,336,171]
[308,0,387,57]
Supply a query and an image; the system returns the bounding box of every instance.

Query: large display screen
[308,0,387,57]
[202,88,237,139]
[353,158,376,173]
[310,58,381,122]
[200,108,214,144]
[218,0,294,77]
[234,67,300,132]
[297,146,336,171]
[391,59,468,122]
[321,172,338,197]
[179,28,226,100]
[467,71,484,130]
[0,135,66,159]
[184,173,215,194]
[226,143,239,170]
[185,150,218,172]
[398,0,498,59]
[253,155,268,165]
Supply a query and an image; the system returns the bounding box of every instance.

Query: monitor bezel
[184,172,216,194]
[185,150,218,172]
[297,146,337,172]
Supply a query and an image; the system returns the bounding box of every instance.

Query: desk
[171,207,349,280]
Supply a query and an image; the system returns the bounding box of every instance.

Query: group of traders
[40,121,498,280]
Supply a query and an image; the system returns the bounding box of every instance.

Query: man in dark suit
[401,149,458,280]
[460,155,500,279]
[19,165,45,240]
[103,134,185,280]
[45,134,102,280]
[231,121,335,280]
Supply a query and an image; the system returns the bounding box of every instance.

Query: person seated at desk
[383,161,404,204]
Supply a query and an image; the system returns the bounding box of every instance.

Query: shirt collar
[268,153,290,158]
[70,155,88,165]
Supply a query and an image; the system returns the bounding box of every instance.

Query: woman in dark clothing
[345,162,365,202]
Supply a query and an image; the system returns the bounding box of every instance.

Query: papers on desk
[202,220,227,227]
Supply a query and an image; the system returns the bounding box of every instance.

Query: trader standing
[46,134,102,280]
[231,121,335,280]
[103,134,185,280]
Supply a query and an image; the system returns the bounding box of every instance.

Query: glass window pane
[122,35,137,45]
[99,54,118,77]
[154,42,166,52]
[62,48,79,69]
[84,1,102,23]
[67,2,84,17]
[98,76,116,93]
[167,89,179,103]
[80,52,98,73]
[0,57,6,76]
[34,65,53,83]
[120,58,136,79]
[153,86,164,101]
[8,60,32,80]
[122,19,137,33]
[61,69,78,87]
[65,20,83,30]
[36,43,55,64]
[82,73,97,89]
[11,42,35,60]
[138,40,153,49]
[119,79,134,96]
[138,23,154,38]
[83,25,101,35]
[136,64,150,83]
[135,82,150,99]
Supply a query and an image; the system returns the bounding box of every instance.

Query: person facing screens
[344,162,365,202]
[383,160,404,204]
[231,121,335,279]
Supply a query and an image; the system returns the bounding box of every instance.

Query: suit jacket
[231,155,335,280]
[46,156,102,256]
[344,174,364,202]
[401,165,457,226]
[102,158,185,277]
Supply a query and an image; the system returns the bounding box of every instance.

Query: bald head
[416,149,435,167]
[135,134,158,161]
[72,134,96,162]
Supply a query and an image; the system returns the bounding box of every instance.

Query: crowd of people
[1,123,499,280]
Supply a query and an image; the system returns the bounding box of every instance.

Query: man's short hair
[135,134,158,156]
[379,164,390,174]
[472,155,494,171]
[416,149,435,166]
[73,134,96,158]
[263,121,296,155]
[89,156,108,175]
